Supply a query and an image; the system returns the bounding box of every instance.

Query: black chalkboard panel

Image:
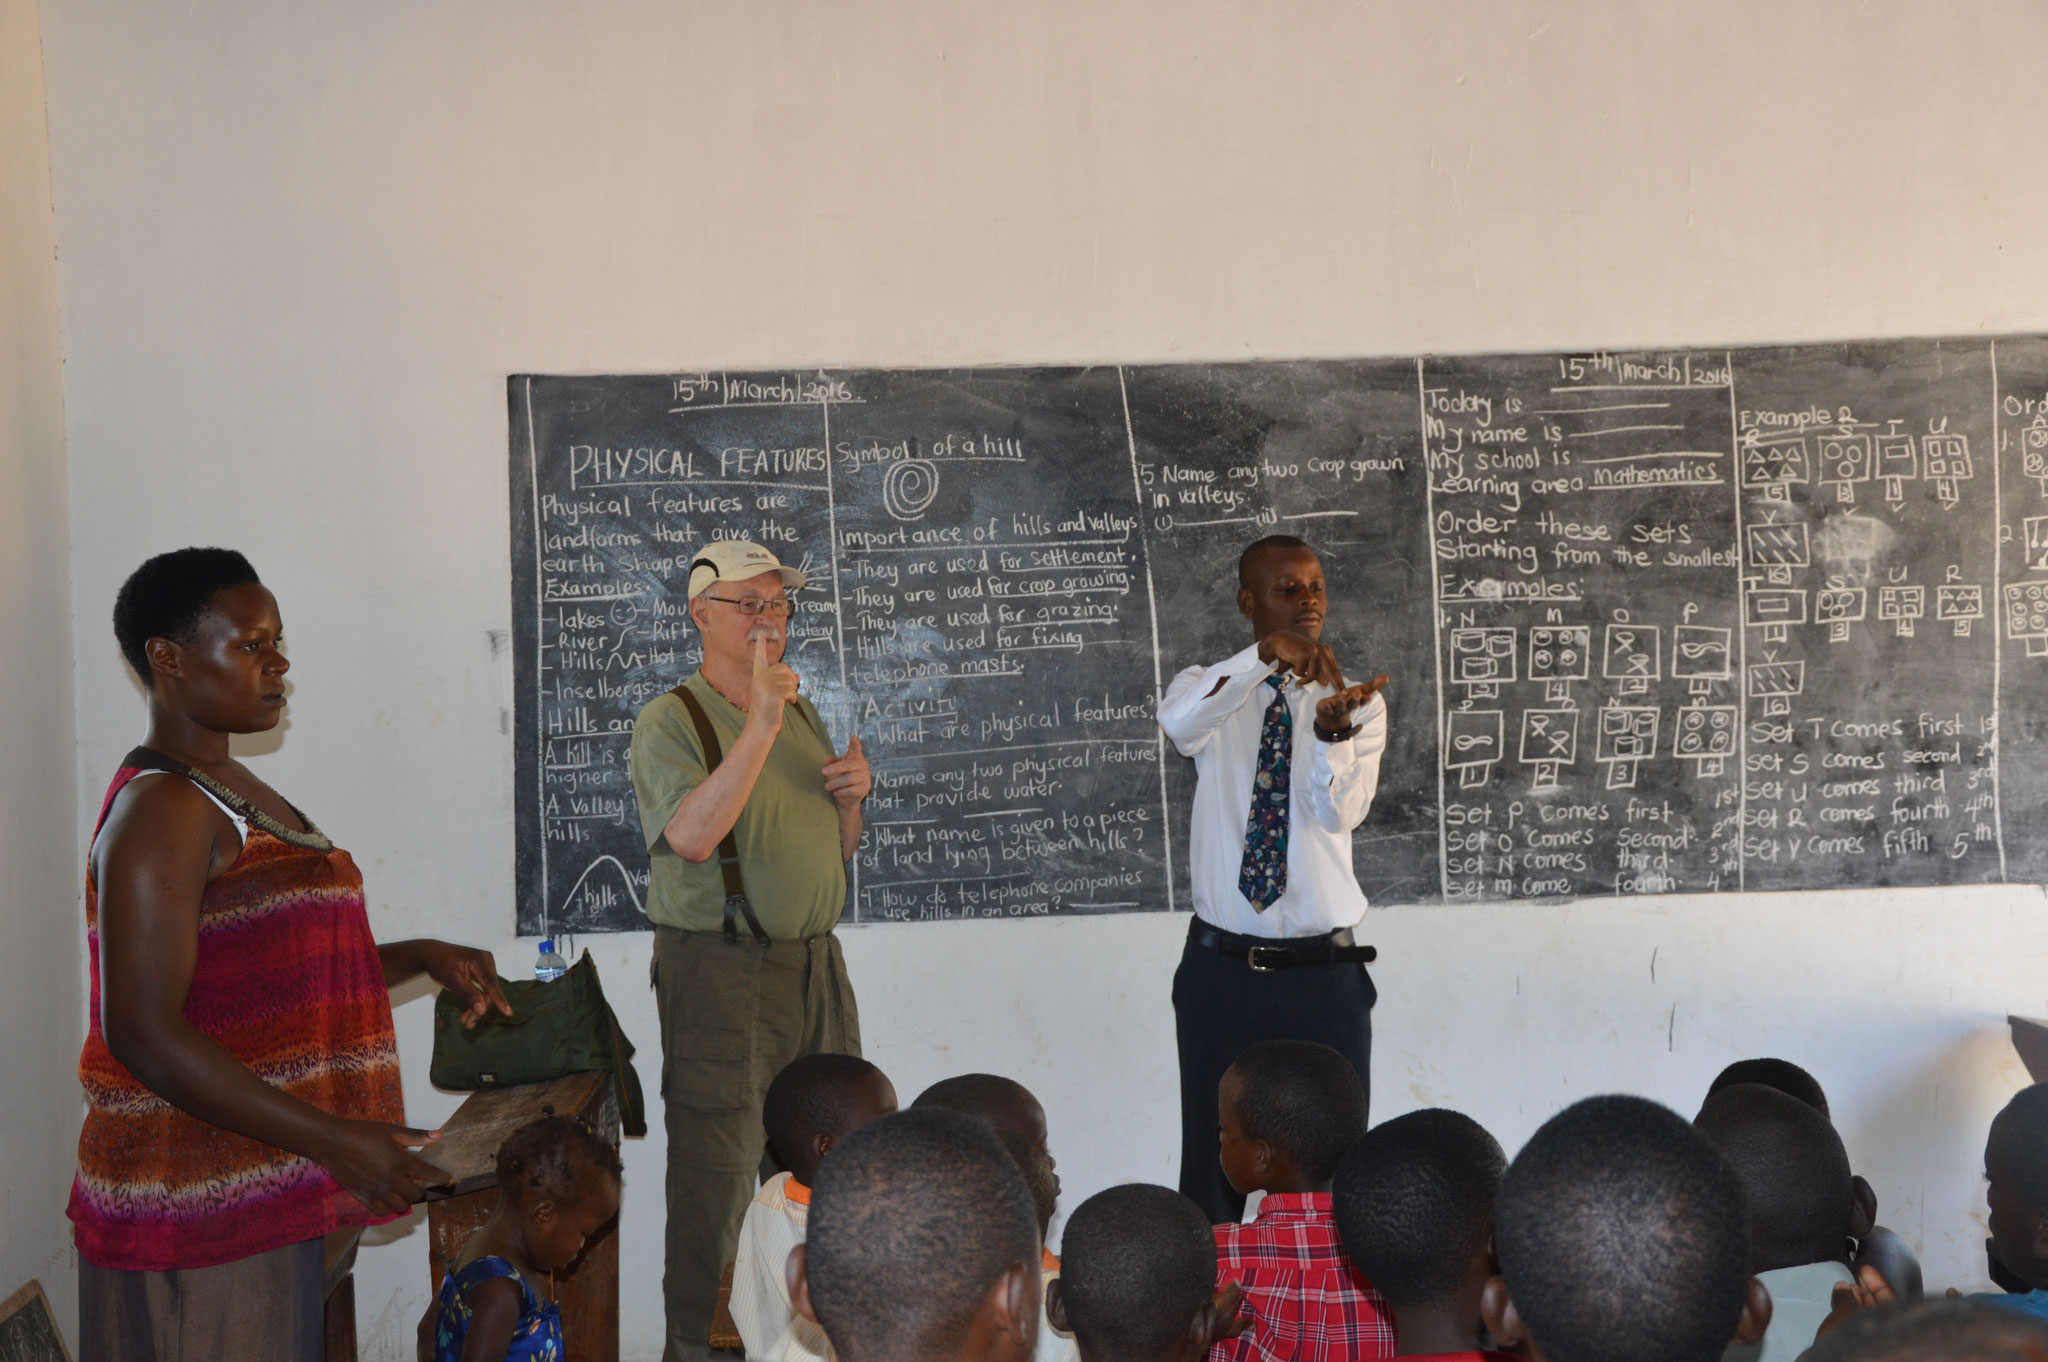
[511,369,1172,931]
[510,339,2048,933]
[0,1282,69,1362]
[1120,361,1441,911]
[1419,351,1747,899]
[1995,337,2048,887]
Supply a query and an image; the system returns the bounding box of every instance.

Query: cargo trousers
[653,925,860,1362]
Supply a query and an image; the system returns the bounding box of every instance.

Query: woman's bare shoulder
[95,770,231,868]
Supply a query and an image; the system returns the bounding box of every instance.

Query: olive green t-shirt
[629,673,847,937]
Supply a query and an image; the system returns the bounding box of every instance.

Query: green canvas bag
[429,949,646,1137]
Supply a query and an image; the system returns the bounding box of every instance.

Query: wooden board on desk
[420,1073,607,1197]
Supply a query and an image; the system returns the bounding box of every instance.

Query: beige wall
[30,2,2048,1357]
[0,0,78,1337]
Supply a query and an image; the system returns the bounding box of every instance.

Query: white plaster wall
[33,2,2048,1356]
[0,0,79,1339]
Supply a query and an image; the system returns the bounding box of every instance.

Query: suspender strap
[672,686,771,945]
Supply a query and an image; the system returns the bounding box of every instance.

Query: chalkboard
[1119,362,1441,909]
[0,1282,70,1362]
[510,337,2048,932]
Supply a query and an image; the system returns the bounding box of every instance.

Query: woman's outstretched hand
[319,1119,446,1216]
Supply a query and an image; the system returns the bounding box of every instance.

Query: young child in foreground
[1975,1082,2048,1325]
[1331,1108,1513,1360]
[1810,1083,2048,1354]
[1047,1184,1245,1362]
[915,1073,1076,1362]
[732,1053,898,1362]
[1694,1082,1870,1362]
[1803,1295,2048,1362]
[1211,1039,1388,1362]
[913,1073,1060,1190]
[1701,1057,1920,1301]
[1481,1094,1769,1362]
[418,1115,622,1362]
[791,1107,1044,1362]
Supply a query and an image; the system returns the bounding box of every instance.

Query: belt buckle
[1247,944,1286,972]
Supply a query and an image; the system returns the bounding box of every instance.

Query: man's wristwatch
[1313,720,1362,743]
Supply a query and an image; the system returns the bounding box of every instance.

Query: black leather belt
[1188,917,1377,971]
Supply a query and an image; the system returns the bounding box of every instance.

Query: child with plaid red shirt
[1210,1041,1390,1362]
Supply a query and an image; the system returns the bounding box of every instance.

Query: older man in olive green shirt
[629,540,870,1362]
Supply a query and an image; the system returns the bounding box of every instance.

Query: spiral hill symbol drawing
[883,457,941,521]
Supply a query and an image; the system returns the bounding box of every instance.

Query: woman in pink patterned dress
[73,548,513,1362]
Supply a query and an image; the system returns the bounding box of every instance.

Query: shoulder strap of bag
[672,684,770,945]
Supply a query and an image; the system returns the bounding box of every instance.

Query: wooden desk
[418,1074,623,1362]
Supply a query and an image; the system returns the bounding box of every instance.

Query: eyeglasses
[698,594,799,618]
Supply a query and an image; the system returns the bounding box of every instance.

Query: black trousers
[1172,919,1377,1224]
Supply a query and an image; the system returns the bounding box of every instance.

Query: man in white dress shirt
[1156,535,1388,1222]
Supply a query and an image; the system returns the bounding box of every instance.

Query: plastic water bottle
[534,939,568,983]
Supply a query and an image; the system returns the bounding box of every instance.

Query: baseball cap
[686,540,808,599]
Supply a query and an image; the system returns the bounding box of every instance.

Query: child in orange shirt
[732,1054,898,1362]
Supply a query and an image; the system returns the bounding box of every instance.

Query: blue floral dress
[431,1255,564,1362]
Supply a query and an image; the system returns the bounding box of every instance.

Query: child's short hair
[762,1053,889,1172]
[1227,1041,1367,1184]
[494,1115,623,1208]
[1059,1184,1216,1359]
[806,1108,1040,1360]
[1695,1082,1853,1272]
[1331,1109,1505,1306]
[1496,1095,1750,1362]
[1706,1058,1829,1117]
[112,548,262,684]
[1989,1083,2048,1214]
[1803,1296,2048,1362]
[997,1128,1059,1236]
[912,1073,1041,1134]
